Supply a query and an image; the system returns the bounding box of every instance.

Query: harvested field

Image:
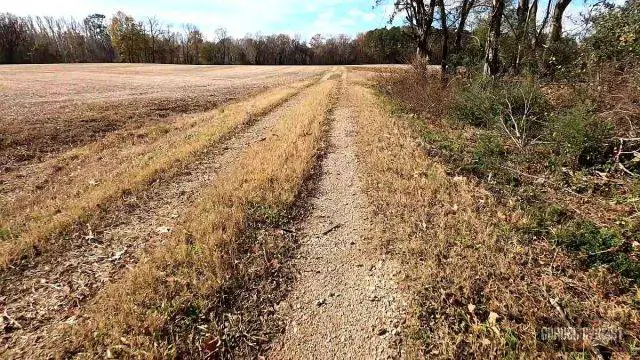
[0,64,326,167]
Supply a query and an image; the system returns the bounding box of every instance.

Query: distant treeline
[0,11,414,65]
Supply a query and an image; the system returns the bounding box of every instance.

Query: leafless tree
[437,0,448,75]
[380,0,437,59]
[145,17,160,62]
[453,0,476,53]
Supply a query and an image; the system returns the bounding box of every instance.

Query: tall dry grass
[353,84,639,358]
[51,79,337,358]
[0,79,315,270]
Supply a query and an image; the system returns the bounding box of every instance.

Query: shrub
[585,0,640,64]
[498,80,549,147]
[553,220,621,254]
[612,255,640,283]
[545,38,582,79]
[379,68,449,118]
[552,220,640,282]
[451,78,502,127]
[473,133,506,171]
[549,102,614,168]
[0,228,14,241]
[452,78,548,135]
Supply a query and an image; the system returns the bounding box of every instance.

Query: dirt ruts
[268,73,407,359]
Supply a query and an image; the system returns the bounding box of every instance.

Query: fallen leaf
[156,226,171,234]
[108,250,126,262]
[488,312,499,325]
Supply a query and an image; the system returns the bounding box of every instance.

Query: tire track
[268,72,407,359]
[0,79,333,357]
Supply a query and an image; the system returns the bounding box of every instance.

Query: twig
[321,223,342,236]
[1,310,22,329]
[615,138,640,177]
[579,241,630,258]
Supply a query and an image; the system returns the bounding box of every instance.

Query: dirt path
[0,84,323,356]
[269,74,407,359]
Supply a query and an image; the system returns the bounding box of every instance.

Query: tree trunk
[454,0,474,53]
[483,0,504,77]
[438,0,448,77]
[514,0,529,70]
[527,0,538,48]
[542,0,571,75]
[548,0,571,44]
[535,0,553,50]
[405,0,436,60]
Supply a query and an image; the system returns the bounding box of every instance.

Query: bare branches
[499,88,538,149]
[614,138,640,177]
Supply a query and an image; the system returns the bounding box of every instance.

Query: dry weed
[354,85,639,358]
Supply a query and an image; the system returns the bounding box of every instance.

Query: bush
[473,133,506,170]
[552,220,640,282]
[452,78,549,145]
[586,0,640,64]
[498,80,549,144]
[379,68,449,118]
[451,78,502,127]
[549,102,614,168]
[553,220,621,254]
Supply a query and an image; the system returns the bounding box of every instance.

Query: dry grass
[347,64,410,75]
[354,84,639,358]
[0,78,316,270]
[0,64,328,166]
[46,78,337,358]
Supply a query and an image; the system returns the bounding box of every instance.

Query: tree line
[0,11,414,65]
[381,0,626,77]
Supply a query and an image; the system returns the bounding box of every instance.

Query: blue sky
[3,0,398,40]
[3,0,608,41]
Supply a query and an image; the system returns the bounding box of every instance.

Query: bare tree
[215,27,230,65]
[514,0,530,69]
[0,13,28,63]
[380,0,437,59]
[437,0,448,75]
[535,0,553,48]
[145,17,160,62]
[453,0,476,53]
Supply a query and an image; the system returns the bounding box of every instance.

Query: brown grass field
[0,64,327,168]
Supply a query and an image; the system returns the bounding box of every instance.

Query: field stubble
[0,73,322,270]
[0,64,326,167]
[0,73,340,358]
[0,74,339,357]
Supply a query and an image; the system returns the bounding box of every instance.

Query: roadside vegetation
[0,78,315,270]
[47,79,337,358]
[372,0,640,357]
